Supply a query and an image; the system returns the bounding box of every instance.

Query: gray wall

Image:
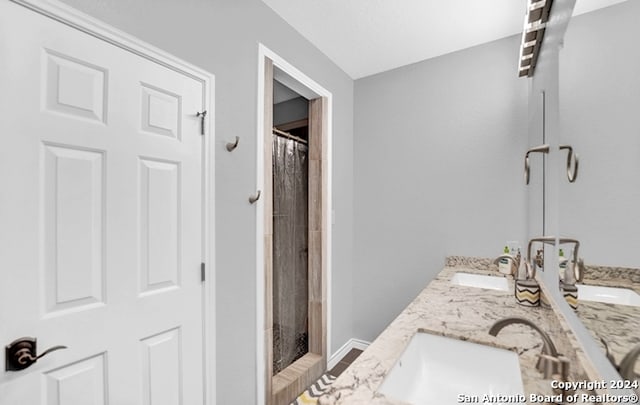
[559,1,640,268]
[352,35,528,341]
[274,97,308,126]
[53,0,355,403]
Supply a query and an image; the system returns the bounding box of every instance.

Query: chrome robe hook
[249,190,261,204]
[226,136,239,152]
[560,145,579,183]
[524,144,550,184]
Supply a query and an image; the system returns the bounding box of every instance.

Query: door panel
[43,144,105,314]
[139,158,181,294]
[44,353,108,405]
[140,84,182,139]
[0,2,206,404]
[140,328,182,405]
[44,49,108,124]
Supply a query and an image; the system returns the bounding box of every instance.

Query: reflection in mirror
[527,91,546,241]
[560,0,640,382]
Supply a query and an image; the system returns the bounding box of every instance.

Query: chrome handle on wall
[559,145,579,183]
[524,144,550,184]
[5,337,68,371]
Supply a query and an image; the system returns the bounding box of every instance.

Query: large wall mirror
[559,0,639,384]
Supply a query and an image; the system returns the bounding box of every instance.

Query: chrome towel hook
[249,190,261,204]
[226,136,239,152]
[560,145,579,183]
[524,144,550,185]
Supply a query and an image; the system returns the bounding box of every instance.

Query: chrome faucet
[573,258,585,284]
[527,236,584,284]
[534,248,544,269]
[489,316,570,381]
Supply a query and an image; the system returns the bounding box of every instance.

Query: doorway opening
[258,48,331,405]
[272,81,310,375]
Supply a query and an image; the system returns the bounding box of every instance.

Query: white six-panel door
[0,2,210,404]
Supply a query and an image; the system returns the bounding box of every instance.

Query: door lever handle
[5,337,68,371]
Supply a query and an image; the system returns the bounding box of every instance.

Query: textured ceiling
[261,0,628,79]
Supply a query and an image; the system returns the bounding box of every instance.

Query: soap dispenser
[498,246,511,275]
[558,249,568,282]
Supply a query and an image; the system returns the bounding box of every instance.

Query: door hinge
[201,262,206,282]
[196,110,207,135]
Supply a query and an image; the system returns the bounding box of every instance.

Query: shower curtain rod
[272,127,308,144]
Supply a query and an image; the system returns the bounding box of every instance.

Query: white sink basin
[378,332,524,404]
[577,284,640,307]
[450,272,509,291]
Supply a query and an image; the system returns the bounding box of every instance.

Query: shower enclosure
[262,56,328,405]
[272,133,309,374]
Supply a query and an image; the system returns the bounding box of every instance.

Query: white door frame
[255,43,333,405]
[7,1,217,403]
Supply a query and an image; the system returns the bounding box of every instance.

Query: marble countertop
[576,300,640,375]
[573,264,640,375]
[319,259,598,405]
[582,265,640,295]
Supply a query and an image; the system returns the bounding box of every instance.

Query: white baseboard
[328,338,371,370]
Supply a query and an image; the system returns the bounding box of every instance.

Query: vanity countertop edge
[319,258,603,405]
